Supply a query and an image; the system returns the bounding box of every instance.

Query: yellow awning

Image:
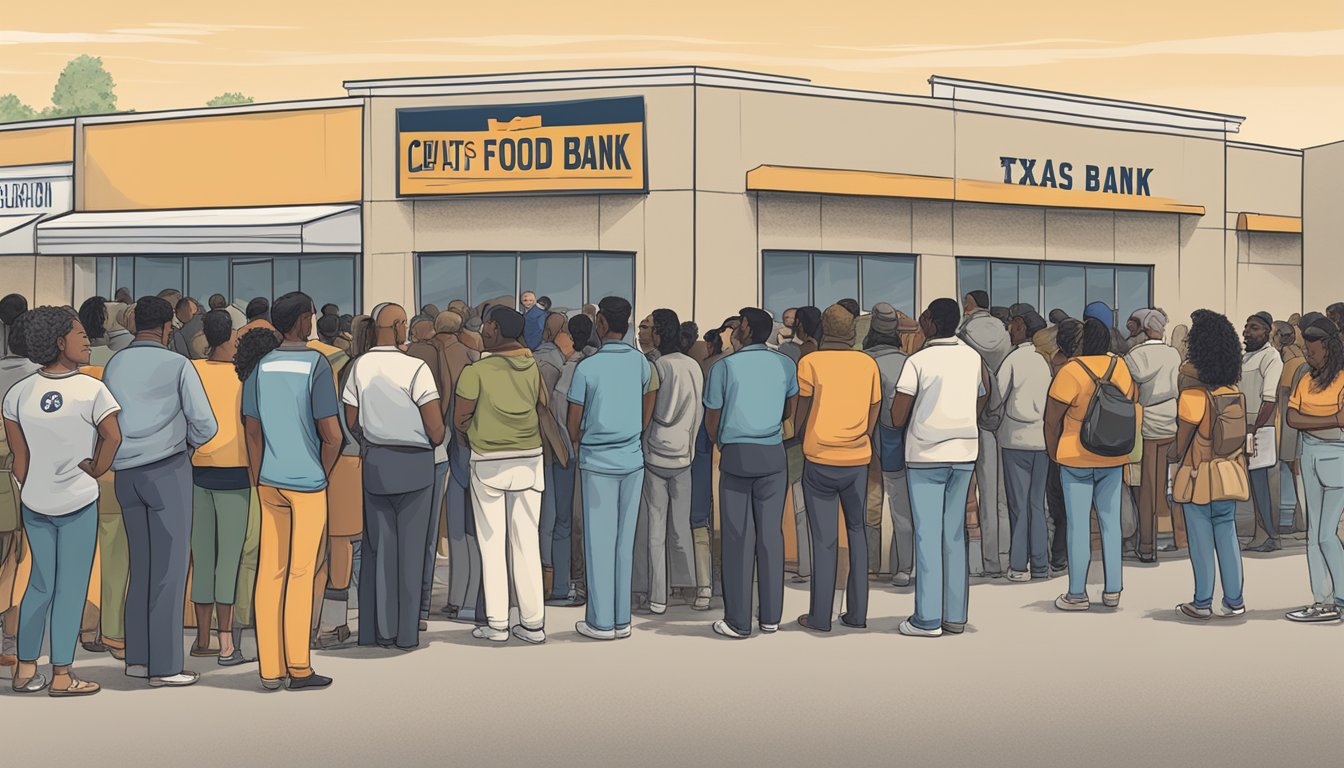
[1236,212,1301,234]
[746,165,1206,216]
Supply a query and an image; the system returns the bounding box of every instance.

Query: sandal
[48,675,100,697]
[12,672,49,694]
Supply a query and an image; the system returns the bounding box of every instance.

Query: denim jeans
[1060,465,1124,599]
[1300,434,1344,607]
[582,468,644,632]
[1183,500,1244,610]
[544,460,577,599]
[906,464,974,630]
[18,503,97,667]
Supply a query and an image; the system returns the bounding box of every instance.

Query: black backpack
[1073,356,1136,458]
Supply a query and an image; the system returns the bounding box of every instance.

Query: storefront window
[275,257,300,300]
[187,257,229,307]
[762,251,916,321]
[959,257,1151,326]
[133,256,184,300]
[300,256,358,318]
[416,251,635,313]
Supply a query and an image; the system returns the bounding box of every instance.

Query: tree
[207,92,253,107]
[46,55,117,118]
[0,94,37,123]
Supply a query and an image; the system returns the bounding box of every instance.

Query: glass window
[861,255,916,317]
[1116,267,1151,326]
[990,262,1019,307]
[186,257,229,306]
[417,253,468,314]
[114,257,135,299]
[763,252,809,320]
[587,252,635,307]
[1043,264,1085,319]
[470,253,517,308]
[231,259,272,314]
[812,254,859,310]
[273,257,300,300]
[957,259,988,301]
[1018,263,1041,309]
[1085,267,1115,314]
[133,257,183,300]
[300,256,356,317]
[520,252,583,313]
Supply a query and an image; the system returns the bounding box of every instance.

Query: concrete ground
[0,540,1336,768]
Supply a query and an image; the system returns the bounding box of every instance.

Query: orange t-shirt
[1288,369,1344,417]
[191,360,247,468]
[1048,355,1139,468]
[796,350,882,467]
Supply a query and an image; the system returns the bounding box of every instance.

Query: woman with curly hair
[3,307,122,695]
[1167,310,1247,620]
[1284,316,1344,622]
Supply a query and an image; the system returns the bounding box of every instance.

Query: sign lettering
[999,157,1153,196]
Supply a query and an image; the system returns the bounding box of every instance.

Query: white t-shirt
[2,370,120,516]
[341,347,440,449]
[895,338,985,464]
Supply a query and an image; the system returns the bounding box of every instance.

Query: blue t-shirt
[702,344,799,446]
[242,346,340,492]
[567,341,657,475]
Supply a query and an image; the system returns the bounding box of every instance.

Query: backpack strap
[1070,355,1117,385]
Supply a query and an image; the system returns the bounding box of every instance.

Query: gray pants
[444,474,482,613]
[114,452,192,678]
[791,480,811,577]
[882,470,914,577]
[803,460,868,629]
[1002,449,1049,576]
[976,430,1007,575]
[358,446,435,649]
[421,461,450,620]
[719,444,787,635]
[634,464,696,605]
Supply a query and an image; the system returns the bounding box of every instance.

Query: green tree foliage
[206,92,254,107]
[0,94,38,122]
[46,55,118,117]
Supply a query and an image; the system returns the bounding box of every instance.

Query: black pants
[1046,458,1068,571]
[802,460,869,629]
[719,444,787,635]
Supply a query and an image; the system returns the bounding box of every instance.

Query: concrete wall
[1228,145,1303,322]
[1304,141,1344,314]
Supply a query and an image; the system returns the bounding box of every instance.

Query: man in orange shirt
[794,305,882,633]
[1045,317,1139,612]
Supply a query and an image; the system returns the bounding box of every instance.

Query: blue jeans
[582,468,644,632]
[545,460,577,598]
[1300,434,1344,606]
[1184,500,1244,610]
[18,503,98,667]
[906,464,974,630]
[1060,465,1124,599]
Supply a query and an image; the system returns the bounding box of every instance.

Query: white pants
[470,454,546,631]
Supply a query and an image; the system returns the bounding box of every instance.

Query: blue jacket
[103,340,218,471]
[523,305,547,350]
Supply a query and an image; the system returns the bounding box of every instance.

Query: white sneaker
[614,625,632,639]
[897,619,943,638]
[125,664,148,679]
[890,573,912,588]
[149,671,199,687]
[712,620,749,639]
[1006,570,1031,583]
[510,625,546,644]
[575,621,616,641]
[759,622,779,633]
[650,602,667,615]
[471,626,510,643]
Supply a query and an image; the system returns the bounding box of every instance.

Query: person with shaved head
[343,303,445,650]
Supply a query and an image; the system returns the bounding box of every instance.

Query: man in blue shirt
[567,296,658,640]
[242,292,342,690]
[103,296,218,687]
[521,290,547,351]
[703,308,799,638]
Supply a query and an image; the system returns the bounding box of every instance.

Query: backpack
[1072,356,1137,458]
[1171,389,1250,504]
[1206,390,1249,459]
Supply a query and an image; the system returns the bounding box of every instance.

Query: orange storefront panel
[0,125,74,168]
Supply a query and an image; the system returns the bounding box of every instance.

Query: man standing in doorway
[1243,311,1285,552]
[567,297,658,641]
[521,291,546,351]
[103,296,218,686]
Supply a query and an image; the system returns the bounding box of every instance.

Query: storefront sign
[999,157,1153,196]
[397,97,646,196]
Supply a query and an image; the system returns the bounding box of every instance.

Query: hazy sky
[4,1,1343,148]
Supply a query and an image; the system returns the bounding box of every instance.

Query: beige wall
[1304,140,1344,314]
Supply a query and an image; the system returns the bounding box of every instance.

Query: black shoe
[797,614,830,633]
[1246,539,1280,553]
[440,604,459,619]
[288,673,332,691]
[839,613,867,629]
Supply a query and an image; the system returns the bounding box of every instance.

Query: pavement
[0,541,1337,768]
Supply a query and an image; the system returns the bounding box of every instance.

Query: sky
[3,1,1344,148]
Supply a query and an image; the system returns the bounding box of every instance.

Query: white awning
[36,204,361,255]
[0,213,43,255]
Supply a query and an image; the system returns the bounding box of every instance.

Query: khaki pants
[255,486,326,681]
[1137,437,1174,557]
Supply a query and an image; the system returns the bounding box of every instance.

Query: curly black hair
[23,306,77,367]
[234,327,281,382]
[678,321,699,355]
[78,296,108,340]
[7,312,30,358]
[651,308,682,356]
[1185,309,1242,389]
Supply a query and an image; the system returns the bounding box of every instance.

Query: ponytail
[234,327,281,382]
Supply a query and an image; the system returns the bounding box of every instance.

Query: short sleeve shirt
[242,346,339,492]
[568,342,657,474]
[796,350,881,466]
[1177,386,1238,430]
[3,370,120,516]
[894,339,985,464]
[702,344,799,447]
[341,347,440,448]
[1048,355,1137,468]
[1241,345,1284,413]
[1288,370,1344,417]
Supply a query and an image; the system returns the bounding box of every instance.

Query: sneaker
[1219,604,1247,618]
[614,625,632,639]
[1006,570,1031,583]
[471,626,510,643]
[759,622,779,633]
[1055,594,1090,612]
[575,621,616,641]
[125,664,148,679]
[1101,592,1121,608]
[890,573,912,588]
[790,574,810,585]
[148,671,199,688]
[649,602,667,615]
[287,673,332,691]
[1286,603,1342,622]
[897,619,943,638]
[1176,603,1212,621]
[712,620,749,639]
[510,625,546,645]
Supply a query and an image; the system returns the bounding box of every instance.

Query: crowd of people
[1,280,1342,696]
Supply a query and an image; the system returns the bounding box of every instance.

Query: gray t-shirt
[1125,340,1182,441]
[1241,344,1284,416]
[643,352,704,469]
[866,345,908,429]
